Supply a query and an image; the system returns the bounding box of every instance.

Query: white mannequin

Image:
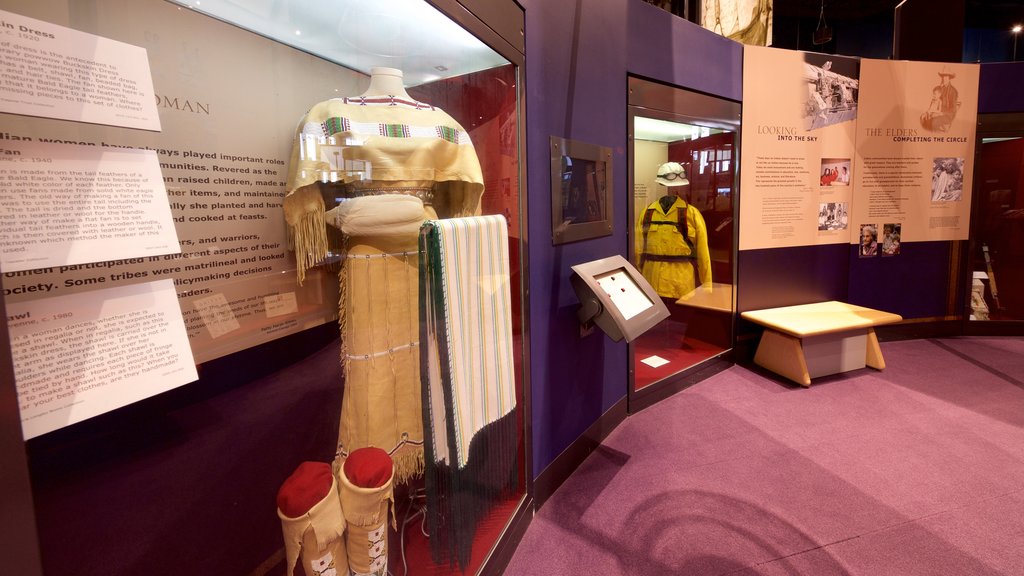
[360,67,413,100]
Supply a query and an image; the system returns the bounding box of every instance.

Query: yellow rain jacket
[635,196,711,299]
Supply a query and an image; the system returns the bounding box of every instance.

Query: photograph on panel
[818,202,848,231]
[819,157,851,186]
[931,157,965,202]
[859,223,879,257]
[802,52,859,131]
[882,223,901,256]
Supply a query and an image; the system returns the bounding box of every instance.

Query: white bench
[741,301,903,387]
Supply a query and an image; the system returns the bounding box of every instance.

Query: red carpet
[390,491,520,575]
[634,319,726,389]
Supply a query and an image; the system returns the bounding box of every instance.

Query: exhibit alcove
[966,112,1024,330]
[627,77,741,407]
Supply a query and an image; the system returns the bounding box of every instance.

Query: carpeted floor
[505,337,1024,576]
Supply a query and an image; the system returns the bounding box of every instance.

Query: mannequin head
[360,67,412,100]
[656,162,689,189]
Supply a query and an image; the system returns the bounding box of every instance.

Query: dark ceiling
[773,0,901,19]
[774,0,1023,28]
[734,0,1024,59]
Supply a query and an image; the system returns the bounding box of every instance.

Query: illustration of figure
[920,66,960,132]
[922,86,943,125]
[859,224,878,257]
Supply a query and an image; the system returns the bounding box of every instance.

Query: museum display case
[966,112,1024,330]
[627,77,740,407]
[0,0,529,574]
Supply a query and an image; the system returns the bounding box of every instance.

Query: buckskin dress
[283,94,483,483]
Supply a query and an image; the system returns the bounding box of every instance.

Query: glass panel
[406,63,526,574]
[632,114,735,390]
[969,136,1024,322]
[1,1,525,574]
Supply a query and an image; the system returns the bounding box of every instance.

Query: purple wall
[521,0,741,477]
[978,62,1024,114]
[847,242,955,318]
[736,245,850,314]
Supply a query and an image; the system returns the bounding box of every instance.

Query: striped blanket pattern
[419,214,517,468]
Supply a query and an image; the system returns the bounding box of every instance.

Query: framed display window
[627,76,741,410]
[0,1,530,575]
[965,112,1024,333]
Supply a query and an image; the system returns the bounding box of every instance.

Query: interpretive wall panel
[0,141,180,272]
[740,47,979,257]
[2,0,362,363]
[0,8,161,130]
[739,46,858,250]
[7,279,196,439]
[851,59,979,249]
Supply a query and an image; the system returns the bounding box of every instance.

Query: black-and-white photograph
[931,157,965,202]
[818,202,848,231]
[919,66,961,133]
[802,53,859,131]
[819,158,851,186]
[882,223,901,256]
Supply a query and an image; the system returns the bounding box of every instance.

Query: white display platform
[741,301,902,387]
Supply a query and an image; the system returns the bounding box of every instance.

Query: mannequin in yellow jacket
[636,162,712,299]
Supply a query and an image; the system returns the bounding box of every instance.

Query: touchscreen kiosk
[570,255,670,342]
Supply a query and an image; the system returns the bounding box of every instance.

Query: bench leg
[754,329,811,387]
[865,328,885,370]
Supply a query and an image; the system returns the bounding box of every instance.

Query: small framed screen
[550,136,613,244]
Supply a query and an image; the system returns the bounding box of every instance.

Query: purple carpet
[506,337,1024,575]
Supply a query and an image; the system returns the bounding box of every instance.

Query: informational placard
[193,292,241,339]
[0,9,160,130]
[7,279,197,439]
[2,0,361,363]
[0,141,180,272]
[851,59,979,251]
[739,46,859,250]
[595,268,653,320]
[640,355,670,368]
[633,139,668,211]
[264,292,298,318]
